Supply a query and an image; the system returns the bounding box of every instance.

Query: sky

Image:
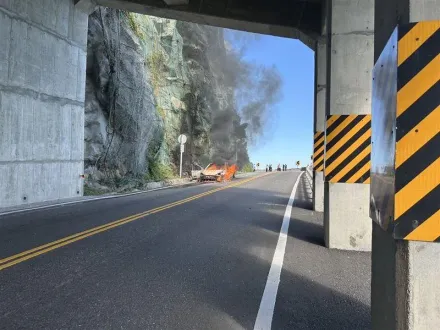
[230,33,315,169]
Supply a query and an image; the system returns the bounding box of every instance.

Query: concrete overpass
[0,0,439,328]
[79,0,323,48]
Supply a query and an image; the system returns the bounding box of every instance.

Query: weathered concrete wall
[0,0,89,208]
[324,0,374,251]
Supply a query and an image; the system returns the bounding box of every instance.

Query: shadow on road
[0,174,370,330]
[249,174,325,247]
[168,184,371,329]
[253,207,325,247]
[193,249,371,330]
[289,214,326,247]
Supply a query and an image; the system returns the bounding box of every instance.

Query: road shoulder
[272,174,371,330]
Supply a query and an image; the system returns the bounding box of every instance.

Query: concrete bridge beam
[88,0,319,48]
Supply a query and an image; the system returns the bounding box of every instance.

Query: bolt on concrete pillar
[313,24,326,213]
[323,0,374,251]
[372,1,440,328]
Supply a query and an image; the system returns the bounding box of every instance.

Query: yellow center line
[0,187,226,264]
[0,174,270,271]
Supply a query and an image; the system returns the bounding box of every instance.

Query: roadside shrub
[241,163,254,172]
[145,161,175,182]
[84,185,106,196]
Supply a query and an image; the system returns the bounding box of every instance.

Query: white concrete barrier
[304,165,314,200]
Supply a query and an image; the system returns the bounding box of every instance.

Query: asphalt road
[0,171,371,329]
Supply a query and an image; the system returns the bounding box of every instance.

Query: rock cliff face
[84,8,250,191]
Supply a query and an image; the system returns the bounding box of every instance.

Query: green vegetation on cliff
[84,8,281,194]
[144,162,175,182]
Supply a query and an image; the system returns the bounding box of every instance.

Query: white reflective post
[177,134,187,179]
[179,143,184,178]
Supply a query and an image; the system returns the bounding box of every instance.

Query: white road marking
[253,171,304,330]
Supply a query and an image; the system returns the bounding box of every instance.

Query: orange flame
[223,164,238,181]
[204,163,238,182]
[206,164,221,171]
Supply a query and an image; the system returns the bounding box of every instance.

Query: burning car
[199,163,238,182]
[190,164,204,181]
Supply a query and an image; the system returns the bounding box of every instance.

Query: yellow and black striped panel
[313,131,324,171]
[324,115,371,183]
[394,21,440,242]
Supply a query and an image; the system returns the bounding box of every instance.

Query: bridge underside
[80,0,323,48]
[1,0,439,328]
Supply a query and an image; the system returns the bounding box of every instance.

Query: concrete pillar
[372,222,440,330]
[0,0,91,209]
[372,1,440,329]
[323,0,374,251]
[313,37,326,213]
